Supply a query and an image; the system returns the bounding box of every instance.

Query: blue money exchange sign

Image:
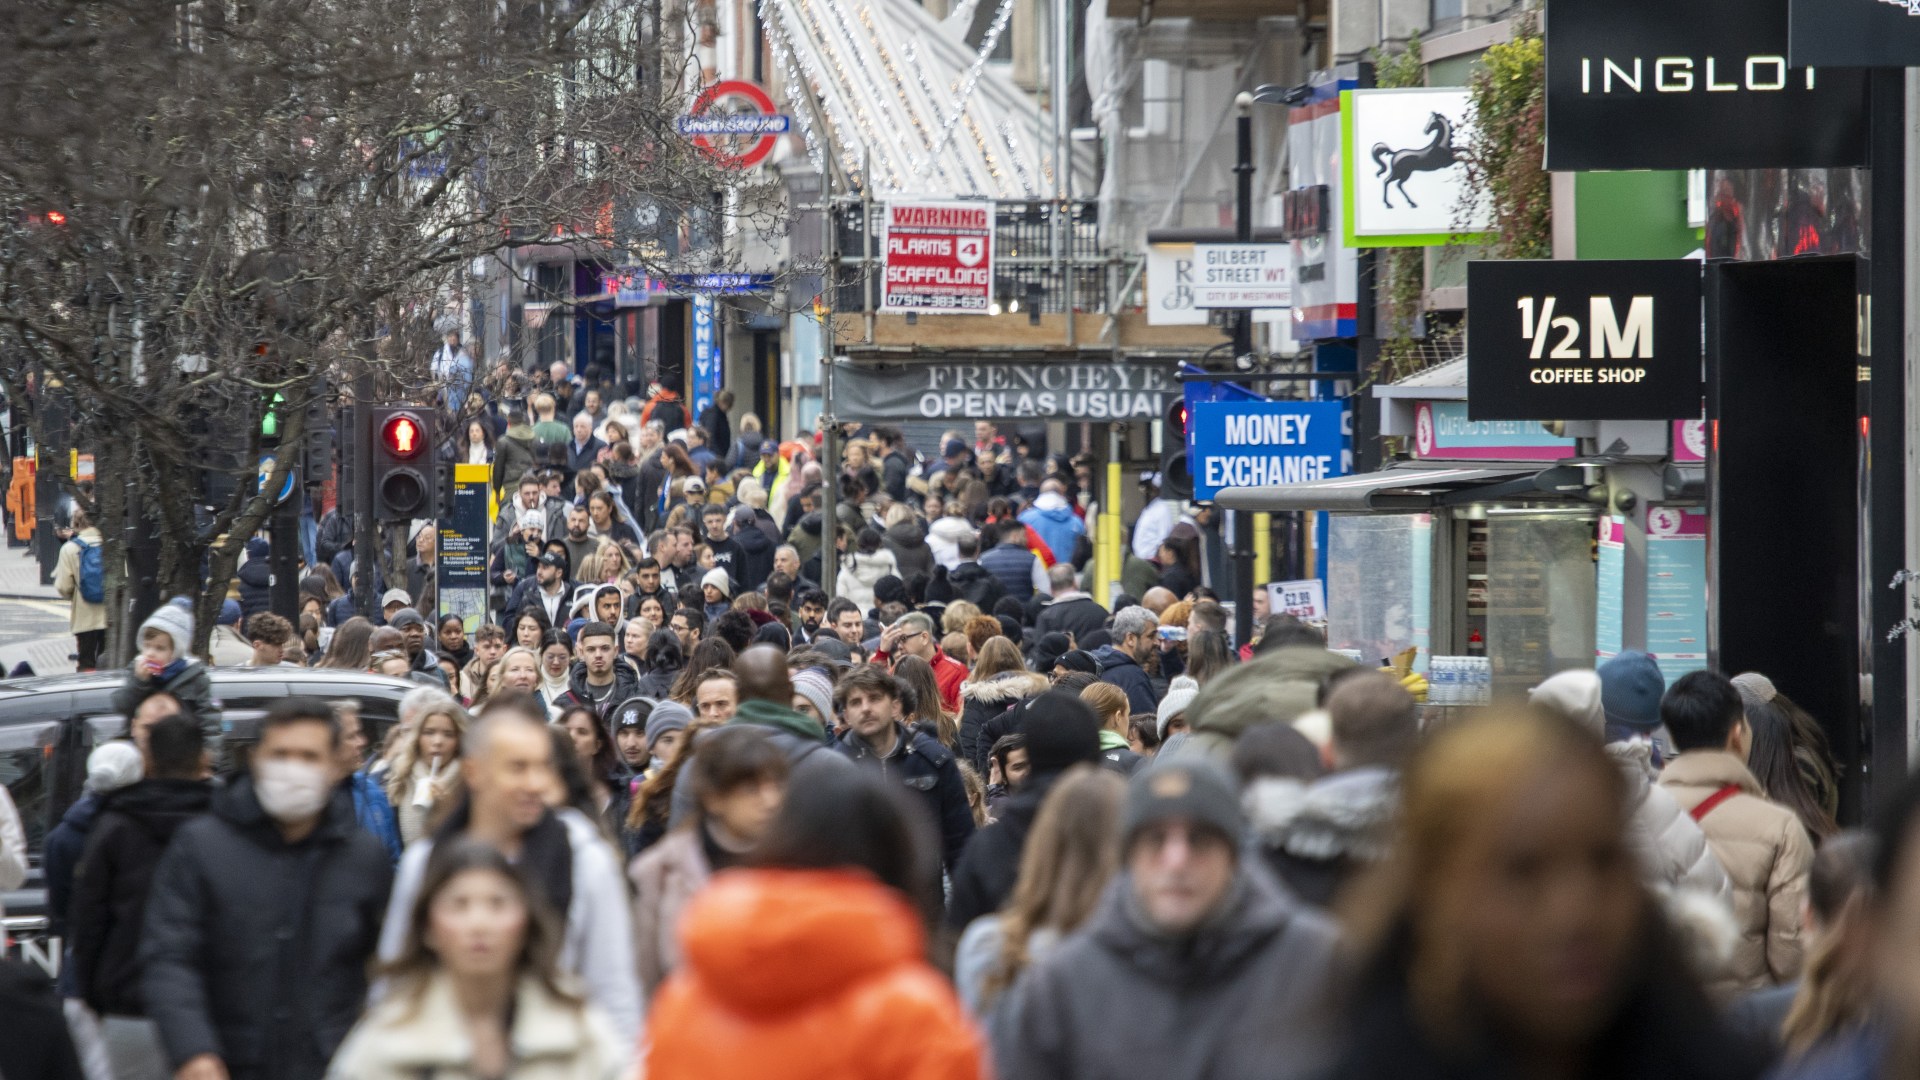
[1190,400,1347,502]
[692,294,722,419]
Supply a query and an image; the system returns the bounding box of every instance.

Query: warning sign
[881,200,994,314]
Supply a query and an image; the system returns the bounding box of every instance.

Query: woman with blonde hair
[493,645,543,697]
[953,766,1127,1016]
[1328,711,1766,1080]
[1080,682,1143,775]
[942,600,982,636]
[382,692,471,845]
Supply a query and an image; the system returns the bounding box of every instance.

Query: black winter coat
[237,539,273,617]
[141,778,392,1080]
[1093,645,1158,715]
[957,671,1051,775]
[948,560,1006,611]
[1032,595,1110,645]
[0,961,87,1080]
[946,775,1058,930]
[553,657,643,723]
[882,520,935,584]
[69,778,213,1017]
[732,522,775,594]
[834,723,976,875]
[698,403,732,460]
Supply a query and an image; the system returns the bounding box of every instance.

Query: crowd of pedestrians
[13,362,1920,1079]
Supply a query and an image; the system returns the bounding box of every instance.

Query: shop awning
[1212,465,1546,512]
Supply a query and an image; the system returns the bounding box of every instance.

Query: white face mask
[254,759,334,824]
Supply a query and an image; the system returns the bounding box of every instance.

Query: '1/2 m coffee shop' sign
[1545,0,1867,171]
[833,360,1178,421]
[1466,260,1703,422]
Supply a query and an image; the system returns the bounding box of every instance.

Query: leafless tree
[0,0,788,656]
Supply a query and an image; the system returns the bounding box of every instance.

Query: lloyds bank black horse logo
[1371,112,1458,209]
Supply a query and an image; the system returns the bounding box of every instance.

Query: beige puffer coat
[1658,750,1813,995]
[1610,741,1732,905]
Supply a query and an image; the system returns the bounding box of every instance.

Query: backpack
[71,537,104,604]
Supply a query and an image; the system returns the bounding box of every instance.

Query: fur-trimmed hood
[961,670,1051,706]
[1246,766,1398,864]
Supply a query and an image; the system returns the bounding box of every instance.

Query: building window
[1431,0,1464,30]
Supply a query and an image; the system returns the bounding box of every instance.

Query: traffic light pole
[1230,91,1257,650]
[354,365,379,620]
[270,490,301,620]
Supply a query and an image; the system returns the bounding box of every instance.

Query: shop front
[1216,367,1709,701]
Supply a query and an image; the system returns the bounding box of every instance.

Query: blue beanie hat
[1598,651,1665,733]
[218,599,243,627]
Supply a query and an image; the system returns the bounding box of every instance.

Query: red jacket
[929,649,969,714]
[645,869,986,1080]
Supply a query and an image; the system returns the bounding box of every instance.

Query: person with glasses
[874,612,968,713]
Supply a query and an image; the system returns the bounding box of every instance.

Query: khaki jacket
[326,972,624,1080]
[629,827,712,1000]
[53,528,107,634]
[1659,751,1813,994]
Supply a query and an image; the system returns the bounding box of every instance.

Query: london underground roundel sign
[677,80,791,169]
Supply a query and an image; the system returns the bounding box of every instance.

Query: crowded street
[6,0,1920,1077]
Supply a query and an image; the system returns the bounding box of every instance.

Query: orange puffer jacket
[644,868,987,1080]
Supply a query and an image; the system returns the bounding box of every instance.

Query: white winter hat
[87,741,145,794]
[1529,669,1606,738]
[702,568,732,598]
[1157,675,1201,738]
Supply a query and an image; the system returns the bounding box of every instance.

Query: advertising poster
[1595,516,1625,661]
[1287,70,1359,341]
[437,463,491,630]
[1645,506,1709,684]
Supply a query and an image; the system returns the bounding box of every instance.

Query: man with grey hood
[993,759,1341,1080]
[1531,668,1732,906]
[1245,671,1411,909]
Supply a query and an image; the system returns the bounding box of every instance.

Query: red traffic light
[1168,400,1189,437]
[381,414,425,458]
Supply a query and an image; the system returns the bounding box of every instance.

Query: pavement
[0,545,80,677]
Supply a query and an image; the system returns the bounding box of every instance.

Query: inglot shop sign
[833,361,1177,421]
[1545,0,1867,170]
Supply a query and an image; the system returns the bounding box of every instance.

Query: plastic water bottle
[1430,658,1455,706]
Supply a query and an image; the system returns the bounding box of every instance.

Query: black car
[0,666,421,978]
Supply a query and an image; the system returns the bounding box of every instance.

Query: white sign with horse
[1341,87,1489,247]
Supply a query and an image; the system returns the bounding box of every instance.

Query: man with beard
[559,504,608,581]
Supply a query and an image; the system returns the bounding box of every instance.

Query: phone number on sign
[883,292,989,310]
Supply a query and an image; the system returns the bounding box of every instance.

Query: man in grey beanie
[993,759,1342,1080]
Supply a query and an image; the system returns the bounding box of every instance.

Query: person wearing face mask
[140,698,394,1080]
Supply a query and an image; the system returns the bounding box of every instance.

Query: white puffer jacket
[1612,741,1732,906]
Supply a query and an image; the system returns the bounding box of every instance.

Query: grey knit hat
[1122,759,1245,852]
[644,700,694,749]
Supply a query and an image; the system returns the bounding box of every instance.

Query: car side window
[0,720,61,852]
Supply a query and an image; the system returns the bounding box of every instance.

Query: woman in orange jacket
[643,768,987,1080]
